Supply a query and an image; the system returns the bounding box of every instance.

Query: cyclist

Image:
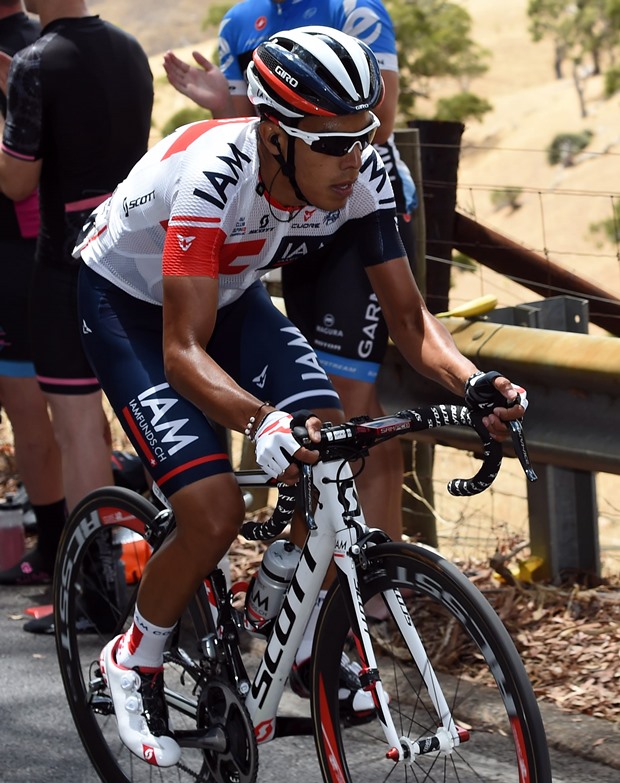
[0,0,66,587]
[164,0,415,543]
[0,0,153,631]
[75,28,526,767]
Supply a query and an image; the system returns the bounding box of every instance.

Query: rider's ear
[260,123,282,152]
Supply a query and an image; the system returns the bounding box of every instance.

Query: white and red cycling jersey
[75,118,404,309]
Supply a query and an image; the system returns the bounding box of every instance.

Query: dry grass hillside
[453,0,620,311]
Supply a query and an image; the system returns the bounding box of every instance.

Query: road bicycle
[54,403,551,782]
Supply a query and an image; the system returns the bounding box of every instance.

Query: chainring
[198,678,258,783]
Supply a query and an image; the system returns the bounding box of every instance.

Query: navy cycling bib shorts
[78,267,341,497]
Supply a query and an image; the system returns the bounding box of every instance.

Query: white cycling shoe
[289,652,377,721]
[99,635,181,767]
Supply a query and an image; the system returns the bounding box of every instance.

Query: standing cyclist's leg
[44,390,113,510]
[30,257,114,513]
[281,243,404,541]
[0,238,66,585]
[0,376,66,584]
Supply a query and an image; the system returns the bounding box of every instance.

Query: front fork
[334,539,466,763]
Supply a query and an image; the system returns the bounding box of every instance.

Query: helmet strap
[273,138,309,206]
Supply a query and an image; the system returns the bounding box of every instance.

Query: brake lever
[508,419,537,482]
[502,393,537,483]
[292,426,318,530]
[300,463,317,530]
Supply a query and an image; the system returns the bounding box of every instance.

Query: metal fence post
[393,128,438,544]
[486,296,601,583]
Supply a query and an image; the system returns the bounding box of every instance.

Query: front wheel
[311,542,552,783]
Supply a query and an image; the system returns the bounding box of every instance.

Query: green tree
[590,199,620,244]
[546,130,593,166]
[490,187,524,212]
[435,92,491,123]
[527,0,620,116]
[386,0,491,123]
[604,65,620,97]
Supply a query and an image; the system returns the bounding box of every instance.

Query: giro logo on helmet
[275,65,298,87]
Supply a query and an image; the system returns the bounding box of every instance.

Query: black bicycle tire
[310,541,552,783]
[54,486,163,782]
[53,487,224,783]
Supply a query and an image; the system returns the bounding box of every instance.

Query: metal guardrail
[379,316,620,475]
[379,315,620,582]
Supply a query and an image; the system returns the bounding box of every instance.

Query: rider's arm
[373,68,398,145]
[0,53,41,201]
[0,151,40,201]
[365,256,525,438]
[162,274,267,433]
[162,274,317,478]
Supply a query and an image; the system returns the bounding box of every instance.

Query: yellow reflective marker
[435,294,498,319]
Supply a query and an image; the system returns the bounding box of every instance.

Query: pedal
[89,693,114,715]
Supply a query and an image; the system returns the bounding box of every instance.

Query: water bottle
[0,493,26,571]
[245,540,301,636]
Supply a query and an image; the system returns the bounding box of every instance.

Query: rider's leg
[101,472,245,766]
[0,375,66,582]
[123,472,245,637]
[44,390,113,512]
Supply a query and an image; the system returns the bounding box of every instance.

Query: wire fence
[455,143,620,296]
[413,445,620,583]
[408,139,620,582]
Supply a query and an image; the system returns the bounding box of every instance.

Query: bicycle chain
[175,760,212,781]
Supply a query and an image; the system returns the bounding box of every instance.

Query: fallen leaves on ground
[472,572,620,723]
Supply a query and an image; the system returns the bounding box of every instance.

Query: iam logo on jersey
[255,15,267,31]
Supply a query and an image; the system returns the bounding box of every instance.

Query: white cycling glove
[254,410,300,478]
[512,384,529,412]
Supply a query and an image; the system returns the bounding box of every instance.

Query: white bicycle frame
[208,459,463,760]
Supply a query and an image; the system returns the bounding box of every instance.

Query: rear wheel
[311,542,552,783]
[54,486,215,782]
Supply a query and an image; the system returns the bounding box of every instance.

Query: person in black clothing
[0,0,66,587]
[0,0,153,631]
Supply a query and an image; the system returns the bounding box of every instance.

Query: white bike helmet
[247,25,384,121]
